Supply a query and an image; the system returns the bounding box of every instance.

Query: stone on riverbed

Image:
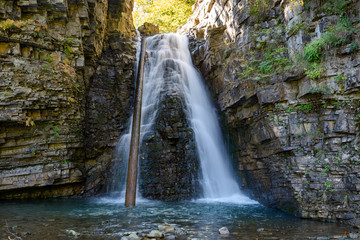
[121,232,140,240]
[219,227,230,235]
[174,227,188,239]
[147,230,165,238]
[158,223,176,233]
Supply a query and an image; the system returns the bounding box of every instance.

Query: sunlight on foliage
[289,0,304,9]
[133,0,195,33]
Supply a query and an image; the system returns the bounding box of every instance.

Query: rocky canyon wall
[182,0,360,225]
[0,0,136,198]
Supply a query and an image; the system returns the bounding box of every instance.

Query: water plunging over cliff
[115,33,255,204]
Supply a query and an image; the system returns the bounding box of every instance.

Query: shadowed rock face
[184,0,360,225]
[140,94,201,201]
[0,0,137,198]
[84,33,137,195]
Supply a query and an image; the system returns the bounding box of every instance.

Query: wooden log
[125,38,146,207]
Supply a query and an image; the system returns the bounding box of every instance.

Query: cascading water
[114,33,255,204]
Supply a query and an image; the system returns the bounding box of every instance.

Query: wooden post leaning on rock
[125,38,146,207]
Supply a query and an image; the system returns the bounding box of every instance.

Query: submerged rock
[147,230,165,238]
[174,227,188,240]
[158,224,176,233]
[121,232,140,240]
[219,227,230,235]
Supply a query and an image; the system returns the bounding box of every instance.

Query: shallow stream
[0,198,350,239]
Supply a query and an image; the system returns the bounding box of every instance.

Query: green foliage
[323,17,357,48]
[331,101,342,106]
[0,19,16,30]
[305,62,326,79]
[321,165,330,177]
[53,126,60,138]
[41,55,54,62]
[304,3,311,11]
[303,39,325,63]
[335,74,345,83]
[133,0,195,32]
[249,0,303,18]
[349,41,359,53]
[238,47,292,81]
[324,180,334,192]
[301,16,358,80]
[61,38,75,56]
[248,0,269,17]
[73,82,82,93]
[0,19,33,30]
[286,21,308,36]
[319,0,351,16]
[355,114,360,122]
[305,86,330,95]
[294,104,312,113]
[62,38,74,45]
[64,46,74,56]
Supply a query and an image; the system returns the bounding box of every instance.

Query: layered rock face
[140,94,200,201]
[84,30,137,195]
[0,0,136,198]
[183,0,360,223]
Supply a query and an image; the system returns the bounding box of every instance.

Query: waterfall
[114,33,255,204]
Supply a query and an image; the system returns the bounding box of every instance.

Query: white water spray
[113,33,256,204]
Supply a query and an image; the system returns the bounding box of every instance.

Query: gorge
[0,0,360,238]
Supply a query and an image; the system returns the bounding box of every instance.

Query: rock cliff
[182,0,360,224]
[0,0,136,198]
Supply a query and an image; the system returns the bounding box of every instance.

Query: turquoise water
[0,198,349,239]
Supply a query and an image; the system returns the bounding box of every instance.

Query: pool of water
[0,198,349,239]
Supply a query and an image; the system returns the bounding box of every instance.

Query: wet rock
[147,230,165,238]
[174,228,187,240]
[219,227,230,235]
[139,94,201,201]
[158,224,175,233]
[121,232,140,240]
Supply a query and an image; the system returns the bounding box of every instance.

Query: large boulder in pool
[139,93,201,201]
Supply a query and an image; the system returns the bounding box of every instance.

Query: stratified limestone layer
[0,0,137,198]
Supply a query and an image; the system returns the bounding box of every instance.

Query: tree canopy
[133,0,195,33]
